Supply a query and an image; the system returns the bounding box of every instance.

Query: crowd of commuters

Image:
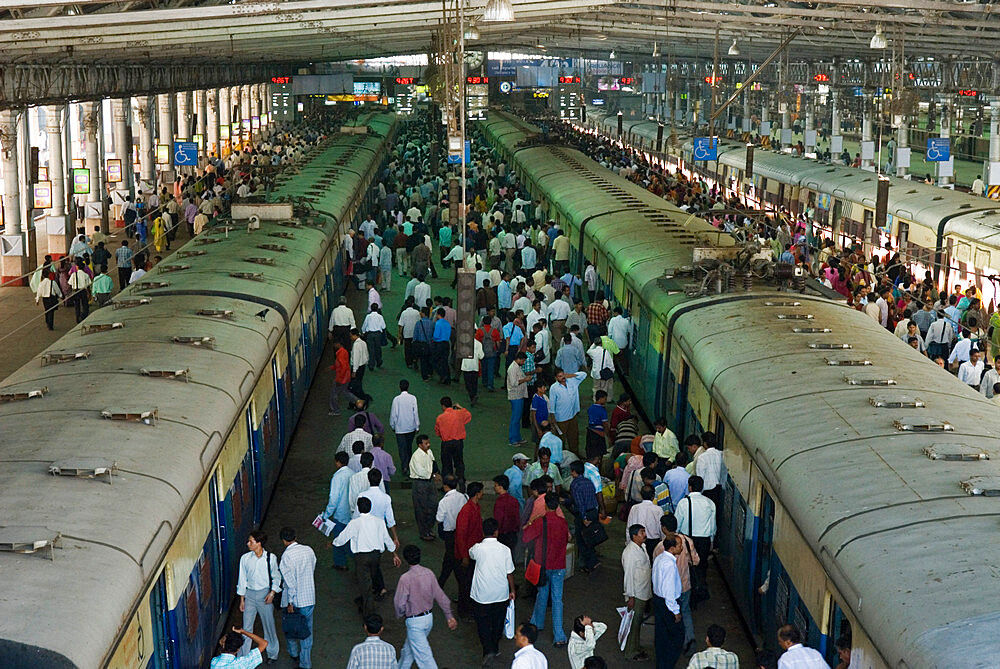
[562,118,1000,394]
[30,121,329,331]
[207,110,845,669]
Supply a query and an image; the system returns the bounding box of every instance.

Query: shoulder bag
[265,551,283,614]
[525,516,548,587]
[599,350,614,380]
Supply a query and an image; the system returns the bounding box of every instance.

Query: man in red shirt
[492,474,521,552]
[522,492,572,646]
[433,396,472,485]
[328,340,356,416]
[585,291,610,345]
[454,481,484,619]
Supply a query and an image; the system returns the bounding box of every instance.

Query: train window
[976,248,990,269]
[898,221,909,250]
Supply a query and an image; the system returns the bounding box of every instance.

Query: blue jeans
[482,356,498,389]
[530,568,566,643]
[679,589,694,644]
[331,521,349,568]
[287,604,314,668]
[509,399,525,444]
[399,612,437,668]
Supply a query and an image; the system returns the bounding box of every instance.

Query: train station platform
[243,259,756,668]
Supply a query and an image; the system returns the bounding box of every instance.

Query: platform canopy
[0,0,996,66]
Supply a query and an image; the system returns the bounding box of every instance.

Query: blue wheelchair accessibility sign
[926,137,949,162]
[693,137,718,161]
[173,141,198,166]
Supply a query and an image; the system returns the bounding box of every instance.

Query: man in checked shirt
[279,527,317,669]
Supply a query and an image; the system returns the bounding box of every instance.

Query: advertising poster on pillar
[33,181,52,209]
[106,159,123,184]
[156,145,170,165]
[72,168,90,195]
[38,166,48,181]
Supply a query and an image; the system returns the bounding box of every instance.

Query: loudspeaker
[454,267,476,359]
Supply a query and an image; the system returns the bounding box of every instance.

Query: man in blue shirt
[502,314,524,370]
[497,273,513,312]
[568,460,601,573]
[550,369,588,456]
[323,452,354,570]
[529,381,550,443]
[555,333,585,374]
[504,453,529,508]
[412,307,435,381]
[432,308,452,384]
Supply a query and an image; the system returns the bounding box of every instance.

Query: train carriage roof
[671,294,1000,668]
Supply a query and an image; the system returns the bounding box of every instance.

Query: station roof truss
[0,1,997,106]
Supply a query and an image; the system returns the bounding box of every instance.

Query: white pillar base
[1,233,30,286]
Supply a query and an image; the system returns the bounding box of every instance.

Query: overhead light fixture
[464,24,480,40]
[652,42,660,57]
[609,49,617,60]
[870,24,887,49]
[481,0,515,22]
[728,39,740,56]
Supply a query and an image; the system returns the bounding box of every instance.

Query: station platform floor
[0,224,193,380]
[243,262,757,668]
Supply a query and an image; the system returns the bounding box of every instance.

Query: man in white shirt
[349,329,372,403]
[621,524,652,661]
[695,444,725,509]
[413,277,432,310]
[674,476,716,604]
[389,380,420,475]
[349,452,386,516]
[397,301,422,367]
[410,435,439,540]
[328,296,356,346]
[236,531,282,662]
[511,623,547,669]
[278,527,317,668]
[777,624,829,669]
[958,349,985,388]
[874,288,891,328]
[435,474,468,590]
[607,307,631,351]
[460,337,485,405]
[469,518,515,663]
[588,342,615,402]
[332,495,401,617]
[925,314,955,360]
[627,487,664,555]
[652,536,685,669]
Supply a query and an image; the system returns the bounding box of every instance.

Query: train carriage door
[825,609,852,666]
[862,208,875,257]
[148,575,173,668]
[831,200,843,246]
[675,361,689,439]
[753,488,776,635]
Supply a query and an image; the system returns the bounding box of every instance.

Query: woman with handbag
[237,531,282,664]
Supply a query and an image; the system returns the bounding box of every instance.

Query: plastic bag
[504,599,516,639]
